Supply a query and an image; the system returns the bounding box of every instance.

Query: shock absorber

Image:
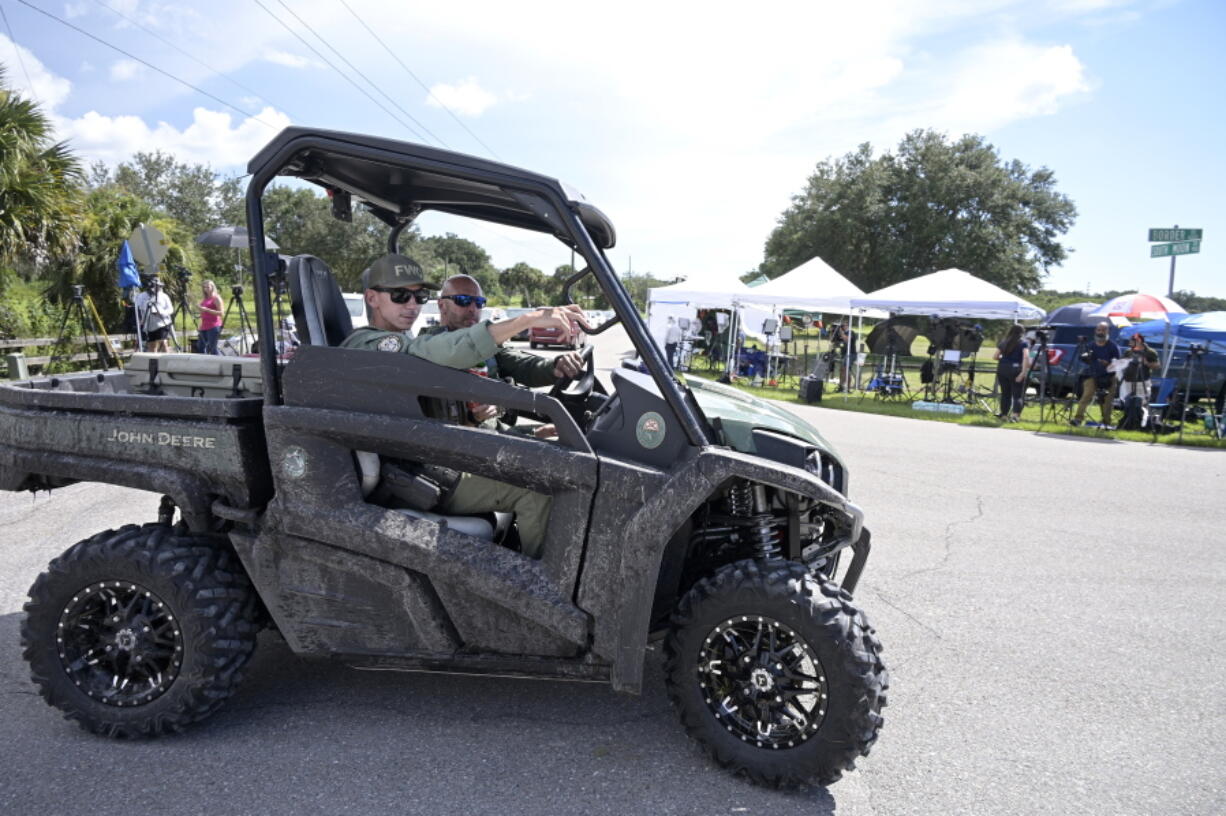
[727,481,753,517]
[752,484,781,559]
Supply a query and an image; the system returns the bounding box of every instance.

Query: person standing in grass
[993,323,1031,421]
[196,280,224,355]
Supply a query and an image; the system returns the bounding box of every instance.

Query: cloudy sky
[4,0,1223,298]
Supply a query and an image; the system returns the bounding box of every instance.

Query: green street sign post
[1148,228,1203,242]
[1150,240,1201,258]
[1148,225,1204,297]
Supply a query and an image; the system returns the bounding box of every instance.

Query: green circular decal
[636,411,667,449]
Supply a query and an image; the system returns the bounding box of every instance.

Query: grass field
[685,368,1226,449]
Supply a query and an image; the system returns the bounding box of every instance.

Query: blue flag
[116,240,141,289]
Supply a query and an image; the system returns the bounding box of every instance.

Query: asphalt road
[1,330,1224,815]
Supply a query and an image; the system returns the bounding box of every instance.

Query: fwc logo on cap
[394,264,412,278]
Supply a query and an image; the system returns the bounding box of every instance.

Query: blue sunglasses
[440,294,487,308]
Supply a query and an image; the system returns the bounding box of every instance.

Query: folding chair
[1147,377,1177,435]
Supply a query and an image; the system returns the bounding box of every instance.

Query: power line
[274,0,444,147]
[16,0,281,129]
[89,0,299,121]
[0,3,37,101]
[336,0,502,160]
[253,0,428,143]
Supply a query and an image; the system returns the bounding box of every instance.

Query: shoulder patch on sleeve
[377,335,404,352]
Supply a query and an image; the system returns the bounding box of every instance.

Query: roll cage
[243,127,713,448]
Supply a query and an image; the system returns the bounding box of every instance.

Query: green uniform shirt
[340,321,499,368]
[418,325,558,387]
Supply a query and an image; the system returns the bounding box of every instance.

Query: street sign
[1148,228,1202,242]
[1150,240,1201,258]
[127,224,169,271]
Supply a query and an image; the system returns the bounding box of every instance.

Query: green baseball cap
[363,254,440,290]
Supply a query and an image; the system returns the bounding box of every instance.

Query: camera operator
[1071,320,1121,428]
[134,277,173,353]
[830,319,857,392]
[1120,334,1159,400]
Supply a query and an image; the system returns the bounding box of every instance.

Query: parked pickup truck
[3,128,885,787]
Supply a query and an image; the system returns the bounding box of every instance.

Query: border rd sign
[1151,240,1201,258]
[1149,228,1202,242]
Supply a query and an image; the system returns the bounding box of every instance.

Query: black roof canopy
[247,127,615,249]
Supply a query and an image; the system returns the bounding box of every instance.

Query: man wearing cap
[341,253,588,558]
[419,273,584,437]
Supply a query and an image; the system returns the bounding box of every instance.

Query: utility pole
[1167,223,1178,298]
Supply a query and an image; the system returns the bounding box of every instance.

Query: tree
[0,68,83,269]
[760,130,1077,294]
[620,270,672,313]
[500,262,547,305]
[97,151,243,286]
[420,233,500,298]
[256,186,405,290]
[45,187,198,329]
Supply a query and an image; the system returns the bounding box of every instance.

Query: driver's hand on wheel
[532,423,558,440]
[553,352,584,380]
[468,403,500,423]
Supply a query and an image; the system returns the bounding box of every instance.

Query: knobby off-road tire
[664,558,888,787]
[22,523,261,738]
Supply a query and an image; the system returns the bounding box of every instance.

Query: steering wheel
[548,344,596,404]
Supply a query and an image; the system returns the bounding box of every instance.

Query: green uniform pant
[441,473,551,559]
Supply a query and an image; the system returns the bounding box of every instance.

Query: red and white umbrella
[1088,292,1186,321]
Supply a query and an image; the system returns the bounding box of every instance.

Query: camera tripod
[1175,346,1214,442]
[47,285,117,373]
[1030,333,1063,426]
[221,284,256,355]
[168,270,198,353]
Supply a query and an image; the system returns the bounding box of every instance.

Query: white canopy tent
[646,273,775,344]
[746,255,886,318]
[850,268,1044,320]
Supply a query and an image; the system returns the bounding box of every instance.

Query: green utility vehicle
[2,129,886,786]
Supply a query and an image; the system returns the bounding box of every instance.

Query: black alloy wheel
[56,580,183,707]
[697,614,829,749]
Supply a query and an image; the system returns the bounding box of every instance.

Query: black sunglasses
[373,286,430,304]
[440,294,487,308]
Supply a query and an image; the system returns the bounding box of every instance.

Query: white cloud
[264,50,310,69]
[901,40,1091,136]
[0,35,71,108]
[57,106,293,168]
[64,2,90,19]
[109,59,143,81]
[427,78,498,117]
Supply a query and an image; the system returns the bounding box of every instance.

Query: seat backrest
[1151,376,1176,404]
[289,254,353,346]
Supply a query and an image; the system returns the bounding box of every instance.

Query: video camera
[1189,343,1207,358]
[931,317,984,354]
